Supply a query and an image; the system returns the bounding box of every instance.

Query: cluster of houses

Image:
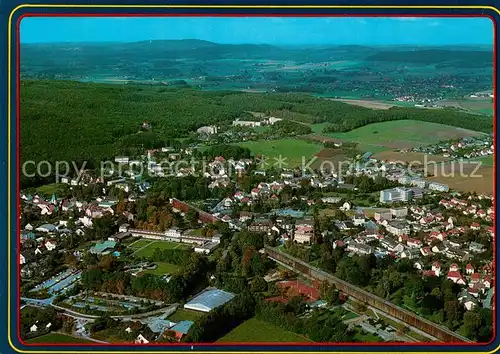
[422,262,494,311]
[410,136,493,160]
[439,196,494,223]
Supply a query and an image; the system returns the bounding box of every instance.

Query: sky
[21,17,494,46]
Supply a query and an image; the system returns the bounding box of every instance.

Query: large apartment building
[379,187,424,203]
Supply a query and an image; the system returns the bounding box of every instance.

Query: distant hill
[365,49,493,67]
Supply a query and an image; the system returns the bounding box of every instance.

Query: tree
[250,276,268,293]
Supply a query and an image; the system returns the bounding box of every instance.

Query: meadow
[324,120,484,150]
[26,333,93,344]
[216,318,311,343]
[236,138,323,167]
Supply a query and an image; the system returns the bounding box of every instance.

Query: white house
[135,334,150,344]
[30,324,38,332]
[45,241,57,251]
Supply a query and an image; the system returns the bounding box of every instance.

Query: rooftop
[184,289,235,313]
[170,320,194,335]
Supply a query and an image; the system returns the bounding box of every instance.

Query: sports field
[217,318,311,343]
[132,240,190,258]
[236,139,323,167]
[326,120,484,150]
[26,333,93,344]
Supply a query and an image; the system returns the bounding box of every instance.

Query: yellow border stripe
[7,4,500,353]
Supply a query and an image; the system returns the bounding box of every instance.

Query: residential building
[347,243,372,255]
[386,220,410,236]
[391,207,408,218]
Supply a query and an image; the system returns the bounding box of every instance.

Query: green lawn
[236,138,323,167]
[325,120,484,149]
[142,262,180,275]
[36,183,67,197]
[26,333,93,344]
[128,239,153,249]
[342,311,360,321]
[408,330,431,342]
[217,318,311,342]
[168,308,205,322]
[311,123,329,134]
[254,125,272,133]
[133,240,190,258]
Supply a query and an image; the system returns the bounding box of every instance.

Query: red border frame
[15,12,497,348]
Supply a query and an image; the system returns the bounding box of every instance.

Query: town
[20,132,494,344]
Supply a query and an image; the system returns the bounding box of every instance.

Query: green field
[133,240,190,258]
[26,333,93,344]
[36,183,67,197]
[326,120,484,149]
[471,155,494,167]
[168,308,205,322]
[217,318,311,343]
[236,138,323,167]
[341,311,360,321]
[142,262,181,275]
[128,239,154,249]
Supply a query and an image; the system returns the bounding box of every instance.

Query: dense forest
[21,80,492,176]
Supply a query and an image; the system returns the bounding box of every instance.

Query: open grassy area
[168,308,205,322]
[217,317,311,342]
[236,138,323,167]
[342,311,360,321]
[128,239,153,249]
[142,262,181,276]
[25,333,93,344]
[326,120,484,150]
[36,183,67,197]
[407,330,432,342]
[133,240,190,258]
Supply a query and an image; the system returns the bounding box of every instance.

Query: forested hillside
[21,80,492,168]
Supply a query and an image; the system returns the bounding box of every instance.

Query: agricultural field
[26,333,93,344]
[470,155,494,167]
[427,162,494,195]
[373,151,451,165]
[132,240,190,259]
[436,98,493,116]
[236,138,323,167]
[326,120,485,150]
[329,98,396,110]
[217,318,311,343]
[168,308,205,323]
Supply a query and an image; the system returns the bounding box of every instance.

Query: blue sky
[21,17,494,45]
